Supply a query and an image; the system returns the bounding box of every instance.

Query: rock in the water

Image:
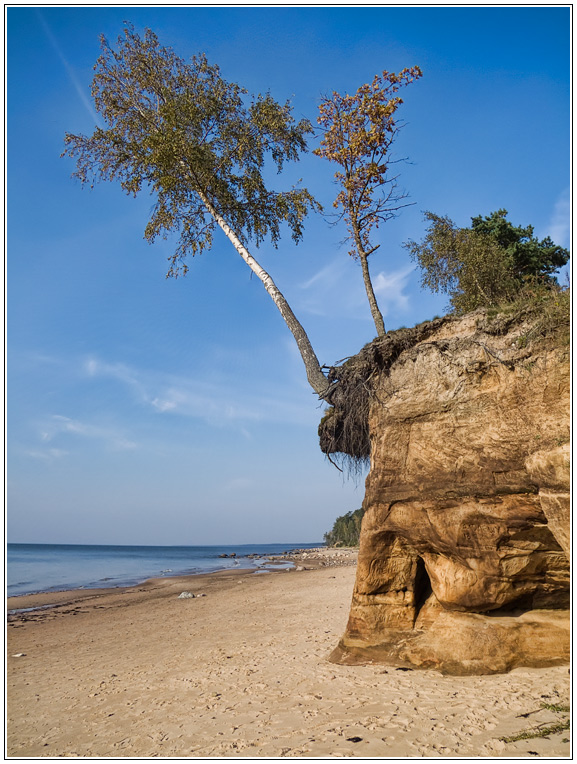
[322,306,570,675]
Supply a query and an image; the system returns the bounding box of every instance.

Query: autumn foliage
[315,67,423,336]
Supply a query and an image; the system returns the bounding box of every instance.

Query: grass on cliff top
[484,282,570,346]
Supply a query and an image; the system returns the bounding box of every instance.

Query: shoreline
[7,547,570,758]
[7,565,263,616]
[7,546,357,614]
[6,544,338,604]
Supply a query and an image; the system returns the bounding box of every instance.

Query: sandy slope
[6,551,570,758]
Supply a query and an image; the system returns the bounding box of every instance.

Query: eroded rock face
[327,310,570,675]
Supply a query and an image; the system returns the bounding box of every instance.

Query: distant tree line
[324,508,365,547]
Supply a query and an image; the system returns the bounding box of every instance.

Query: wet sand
[7,548,570,758]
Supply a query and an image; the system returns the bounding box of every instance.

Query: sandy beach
[7,548,570,758]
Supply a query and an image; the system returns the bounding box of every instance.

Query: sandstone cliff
[320,296,570,675]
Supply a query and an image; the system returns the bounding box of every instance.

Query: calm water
[6,542,323,597]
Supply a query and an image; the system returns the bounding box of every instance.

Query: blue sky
[7,6,570,545]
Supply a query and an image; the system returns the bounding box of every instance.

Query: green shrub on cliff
[405,209,569,313]
[324,508,365,547]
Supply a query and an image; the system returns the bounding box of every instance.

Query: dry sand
[6,548,571,758]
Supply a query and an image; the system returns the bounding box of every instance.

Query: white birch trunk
[197,190,329,397]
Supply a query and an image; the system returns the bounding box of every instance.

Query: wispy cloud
[36,10,102,126]
[24,447,69,461]
[39,414,137,452]
[547,188,571,248]
[298,257,414,320]
[372,264,416,317]
[300,259,349,292]
[84,358,149,403]
[299,258,354,317]
[83,356,316,427]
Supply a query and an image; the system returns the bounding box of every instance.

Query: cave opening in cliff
[413,556,432,624]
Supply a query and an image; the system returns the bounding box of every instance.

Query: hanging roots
[318,317,452,473]
[318,286,570,475]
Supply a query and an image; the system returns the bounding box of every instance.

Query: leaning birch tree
[314,67,422,336]
[63,26,329,397]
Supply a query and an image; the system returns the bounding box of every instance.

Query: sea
[6,542,323,598]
